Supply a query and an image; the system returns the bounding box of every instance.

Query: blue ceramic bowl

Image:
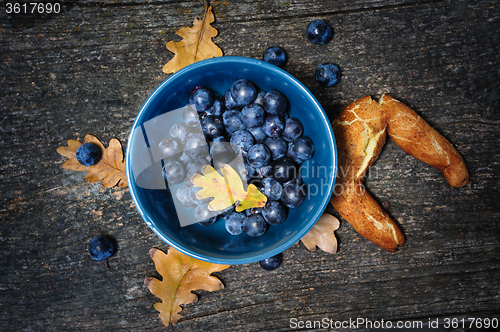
[126,56,336,265]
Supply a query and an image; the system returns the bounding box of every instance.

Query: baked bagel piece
[331,96,404,252]
[331,95,469,252]
[379,94,469,187]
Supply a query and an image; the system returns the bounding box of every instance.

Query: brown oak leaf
[301,213,340,254]
[57,134,127,188]
[162,3,223,74]
[144,247,230,326]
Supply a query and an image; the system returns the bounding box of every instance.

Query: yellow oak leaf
[191,164,267,212]
[162,4,223,74]
[301,213,340,254]
[144,247,230,326]
[57,134,127,188]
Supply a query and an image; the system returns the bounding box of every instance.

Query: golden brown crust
[332,96,387,183]
[331,182,405,252]
[380,94,469,187]
[331,95,469,252]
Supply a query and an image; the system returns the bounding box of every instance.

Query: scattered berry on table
[88,235,115,269]
[190,87,214,113]
[76,143,102,166]
[259,253,283,271]
[314,63,340,87]
[263,46,286,67]
[306,19,332,45]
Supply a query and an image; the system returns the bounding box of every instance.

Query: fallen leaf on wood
[301,213,340,254]
[162,4,223,74]
[144,247,230,326]
[191,164,267,212]
[57,134,127,188]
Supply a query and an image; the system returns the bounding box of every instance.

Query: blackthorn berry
[307,19,332,45]
[76,143,102,166]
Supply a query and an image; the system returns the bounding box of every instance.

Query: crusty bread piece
[330,94,469,252]
[380,94,469,187]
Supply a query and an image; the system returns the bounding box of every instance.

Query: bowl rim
[126,56,337,265]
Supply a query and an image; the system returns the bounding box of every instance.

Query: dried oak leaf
[162,4,223,74]
[56,134,127,188]
[191,164,267,212]
[144,247,230,326]
[301,213,340,254]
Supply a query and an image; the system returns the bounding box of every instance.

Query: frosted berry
[231,79,257,107]
[190,87,214,113]
[263,46,286,67]
[88,235,115,268]
[259,253,283,271]
[76,143,102,166]
[314,63,340,87]
[307,19,332,45]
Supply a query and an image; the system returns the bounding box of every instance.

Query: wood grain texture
[1,0,499,331]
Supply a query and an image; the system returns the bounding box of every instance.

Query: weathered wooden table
[1,0,499,331]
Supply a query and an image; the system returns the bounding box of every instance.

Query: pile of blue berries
[161,78,315,238]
